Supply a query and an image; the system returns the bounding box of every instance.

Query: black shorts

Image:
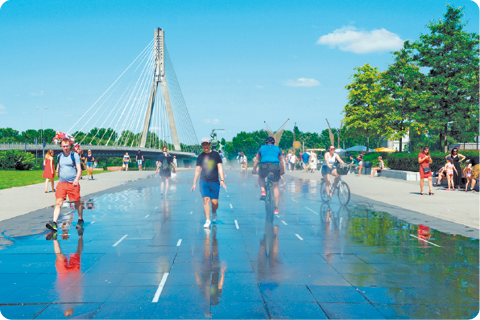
[159,169,171,178]
[258,163,281,182]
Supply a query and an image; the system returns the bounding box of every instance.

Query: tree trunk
[366,136,369,152]
[399,136,403,153]
[439,131,443,152]
[444,126,449,153]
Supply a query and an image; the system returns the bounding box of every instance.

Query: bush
[0,150,36,170]
[387,150,479,172]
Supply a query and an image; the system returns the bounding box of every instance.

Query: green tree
[0,128,20,142]
[342,64,389,151]
[381,46,427,152]
[412,5,479,152]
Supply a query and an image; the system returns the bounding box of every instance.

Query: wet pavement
[0,171,478,319]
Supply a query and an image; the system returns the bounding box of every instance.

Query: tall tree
[381,45,427,152]
[412,5,479,152]
[342,64,388,151]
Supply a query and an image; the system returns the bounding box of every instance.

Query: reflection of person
[46,138,83,232]
[156,146,175,196]
[417,224,431,248]
[52,229,83,318]
[123,153,130,171]
[418,146,433,195]
[191,137,227,228]
[43,150,56,193]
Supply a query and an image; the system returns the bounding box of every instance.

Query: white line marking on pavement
[190,211,193,215]
[305,206,319,215]
[113,234,128,247]
[152,273,169,303]
[177,239,182,246]
[155,207,158,209]
[91,221,95,224]
[409,234,441,247]
[281,220,287,225]
[292,199,297,202]
[144,214,150,218]
[227,195,229,197]
[230,204,233,209]
[234,220,239,229]
[295,234,303,241]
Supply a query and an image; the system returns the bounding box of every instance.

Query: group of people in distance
[422,147,479,194]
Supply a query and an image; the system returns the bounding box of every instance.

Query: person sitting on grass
[463,161,473,192]
[444,157,458,191]
[369,157,384,178]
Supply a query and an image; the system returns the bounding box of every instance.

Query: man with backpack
[46,138,83,232]
[156,146,175,196]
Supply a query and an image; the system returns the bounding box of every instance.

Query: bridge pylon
[140,28,181,151]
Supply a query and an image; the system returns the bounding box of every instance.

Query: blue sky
[0,0,478,142]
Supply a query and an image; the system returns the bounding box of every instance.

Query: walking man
[301,150,310,173]
[191,137,226,228]
[46,138,83,232]
[136,150,144,171]
[156,146,175,196]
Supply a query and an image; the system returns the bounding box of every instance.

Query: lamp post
[37,107,47,167]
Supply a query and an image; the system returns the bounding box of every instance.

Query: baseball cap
[201,137,211,144]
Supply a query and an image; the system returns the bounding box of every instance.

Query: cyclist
[252,136,285,214]
[322,145,346,199]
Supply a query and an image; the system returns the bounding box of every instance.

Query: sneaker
[212,213,217,223]
[46,221,58,231]
[76,219,84,229]
[204,219,211,228]
[260,191,266,201]
[274,208,280,214]
[446,188,451,191]
[452,188,456,191]
[46,231,57,241]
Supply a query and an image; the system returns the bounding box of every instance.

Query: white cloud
[317,26,404,53]
[285,78,320,87]
[31,90,44,96]
[0,104,6,115]
[204,119,220,124]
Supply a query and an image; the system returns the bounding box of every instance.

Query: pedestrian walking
[136,150,144,171]
[156,146,175,196]
[43,150,56,193]
[290,152,297,171]
[446,148,465,189]
[85,150,95,180]
[123,152,130,171]
[301,150,310,172]
[172,156,178,182]
[191,137,226,228]
[418,146,434,195]
[444,157,458,191]
[46,138,83,232]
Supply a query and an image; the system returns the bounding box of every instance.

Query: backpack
[57,152,77,176]
[161,156,170,170]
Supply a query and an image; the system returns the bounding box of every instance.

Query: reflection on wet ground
[0,173,478,319]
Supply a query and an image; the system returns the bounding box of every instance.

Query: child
[444,157,458,191]
[434,166,446,186]
[463,161,473,192]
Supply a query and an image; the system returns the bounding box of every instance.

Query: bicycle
[264,172,276,216]
[320,164,351,205]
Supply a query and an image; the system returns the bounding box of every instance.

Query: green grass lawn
[0,170,112,190]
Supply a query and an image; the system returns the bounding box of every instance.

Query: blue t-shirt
[58,152,81,183]
[257,145,282,164]
[301,152,310,163]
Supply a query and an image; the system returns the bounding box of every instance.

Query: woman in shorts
[322,145,346,198]
[85,150,95,180]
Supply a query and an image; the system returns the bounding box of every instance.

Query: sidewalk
[286,170,479,231]
[0,170,153,222]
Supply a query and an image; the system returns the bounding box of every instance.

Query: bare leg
[358,164,363,177]
[160,176,165,193]
[74,200,83,220]
[203,197,211,221]
[471,178,477,191]
[53,198,64,222]
[51,179,55,191]
[273,182,280,207]
[165,177,170,196]
[211,199,218,214]
[45,179,49,192]
[420,178,425,194]
[427,177,433,193]
[258,176,266,192]
[465,179,470,191]
[325,174,331,196]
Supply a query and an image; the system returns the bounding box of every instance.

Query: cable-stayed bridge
[9,28,199,166]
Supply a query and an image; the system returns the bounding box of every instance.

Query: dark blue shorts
[200,180,220,199]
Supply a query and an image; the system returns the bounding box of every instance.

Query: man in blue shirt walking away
[301,151,310,173]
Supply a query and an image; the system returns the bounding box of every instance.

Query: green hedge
[387,150,479,172]
[0,150,35,170]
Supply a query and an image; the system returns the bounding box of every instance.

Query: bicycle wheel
[265,182,275,216]
[337,181,351,205]
[320,180,329,202]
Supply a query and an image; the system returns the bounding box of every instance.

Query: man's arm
[74,162,82,186]
[217,163,227,189]
[191,166,202,192]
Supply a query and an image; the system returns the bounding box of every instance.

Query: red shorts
[56,182,81,202]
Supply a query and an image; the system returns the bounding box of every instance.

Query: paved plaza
[0,170,478,319]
